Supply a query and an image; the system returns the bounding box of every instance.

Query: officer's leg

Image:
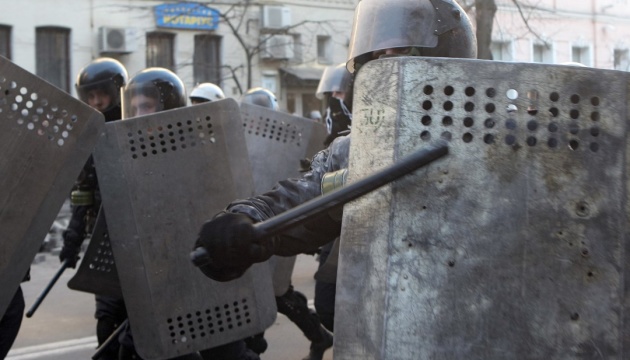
[276,285,333,360]
[314,242,336,332]
[95,295,127,360]
[0,286,25,359]
[314,281,335,332]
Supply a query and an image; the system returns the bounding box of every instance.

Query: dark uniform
[194,0,478,274]
[0,271,28,359]
[194,1,478,354]
[61,57,129,360]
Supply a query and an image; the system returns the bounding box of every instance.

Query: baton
[26,258,72,318]
[190,142,448,267]
[92,319,128,360]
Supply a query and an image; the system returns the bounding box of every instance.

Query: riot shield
[67,208,123,298]
[93,99,276,360]
[0,56,104,317]
[335,57,630,359]
[240,103,327,296]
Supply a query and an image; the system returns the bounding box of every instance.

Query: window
[317,35,332,64]
[292,34,303,63]
[146,32,175,70]
[0,25,11,59]
[532,43,552,63]
[614,49,629,71]
[36,26,70,92]
[571,45,591,66]
[261,74,277,95]
[490,41,513,61]
[193,34,222,85]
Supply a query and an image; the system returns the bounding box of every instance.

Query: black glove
[194,213,274,282]
[59,244,80,268]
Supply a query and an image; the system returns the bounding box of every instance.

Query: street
[7,253,333,360]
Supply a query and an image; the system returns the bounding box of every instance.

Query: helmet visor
[121,82,166,119]
[76,79,121,112]
[316,64,352,99]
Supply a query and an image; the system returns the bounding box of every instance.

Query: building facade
[0,0,357,117]
[488,0,630,69]
[0,0,628,118]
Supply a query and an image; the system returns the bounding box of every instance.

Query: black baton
[26,259,72,318]
[92,319,128,360]
[190,142,448,267]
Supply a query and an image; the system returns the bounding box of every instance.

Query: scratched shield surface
[93,99,276,360]
[240,103,327,296]
[0,56,104,317]
[335,57,629,359]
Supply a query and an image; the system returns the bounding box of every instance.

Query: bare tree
[459,0,549,60]
[474,0,497,60]
[194,1,346,92]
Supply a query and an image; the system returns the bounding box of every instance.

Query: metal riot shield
[0,56,104,317]
[240,103,327,296]
[93,99,276,360]
[335,57,630,359]
[67,208,123,298]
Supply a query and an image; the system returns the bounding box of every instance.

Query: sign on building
[154,3,220,31]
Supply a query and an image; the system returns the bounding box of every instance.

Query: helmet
[189,83,226,104]
[75,57,128,115]
[316,63,352,100]
[121,67,187,119]
[241,87,279,111]
[347,0,477,73]
[560,62,587,67]
[309,110,322,121]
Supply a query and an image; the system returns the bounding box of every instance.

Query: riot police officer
[193,0,476,276]
[189,82,225,105]
[312,63,354,334]
[120,68,259,360]
[241,87,279,110]
[316,63,353,146]
[60,57,128,360]
[75,57,128,122]
[239,88,334,360]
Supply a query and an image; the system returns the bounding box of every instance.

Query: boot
[302,326,333,360]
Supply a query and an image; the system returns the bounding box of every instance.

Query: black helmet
[347,0,477,73]
[316,63,352,100]
[241,87,279,110]
[121,67,187,119]
[75,57,128,114]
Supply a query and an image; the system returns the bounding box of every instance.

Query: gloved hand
[59,245,80,268]
[193,213,274,282]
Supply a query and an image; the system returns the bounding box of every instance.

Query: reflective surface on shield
[67,208,123,298]
[0,56,104,317]
[240,103,328,296]
[336,57,629,359]
[93,99,275,360]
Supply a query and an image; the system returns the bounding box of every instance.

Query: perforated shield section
[240,103,328,193]
[67,209,123,298]
[240,103,327,295]
[0,56,104,316]
[93,99,275,360]
[335,57,630,359]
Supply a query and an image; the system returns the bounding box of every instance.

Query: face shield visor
[316,63,352,100]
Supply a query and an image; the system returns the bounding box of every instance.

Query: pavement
[7,251,333,360]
